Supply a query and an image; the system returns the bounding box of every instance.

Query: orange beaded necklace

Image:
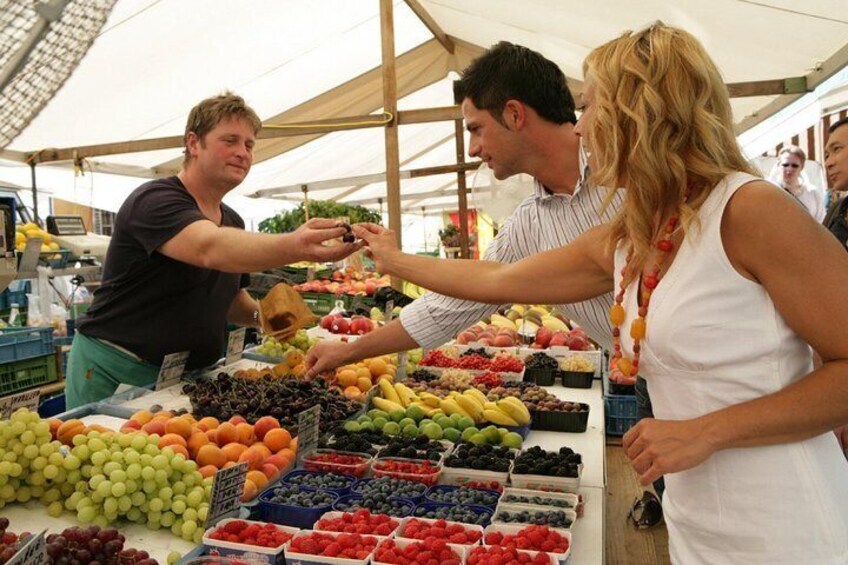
[609,213,680,378]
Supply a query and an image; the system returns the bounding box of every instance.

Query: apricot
[198,465,218,479]
[285,349,304,369]
[48,418,62,439]
[187,431,210,457]
[251,443,272,461]
[122,420,142,431]
[241,479,258,502]
[130,410,153,426]
[260,463,281,481]
[215,422,238,446]
[246,470,269,490]
[356,376,372,392]
[142,420,166,436]
[158,433,188,449]
[229,415,247,426]
[263,428,291,453]
[237,446,265,470]
[221,442,248,462]
[344,386,363,401]
[253,416,280,441]
[164,418,193,440]
[291,363,306,378]
[151,411,173,421]
[368,358,388,377]
[289,438,297,453]
[265,452,292,472]
[205,429,218,443]
[163,444,189,459]
[196,417,220,432]
[235,423,255,445]
[196,444,227,469]
[57,420,85,445]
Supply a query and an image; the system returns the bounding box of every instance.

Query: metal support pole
[29,162,39,226]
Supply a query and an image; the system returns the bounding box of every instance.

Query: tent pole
[454,120,469,259]
[29,162,39,226]
[380,0,402,289]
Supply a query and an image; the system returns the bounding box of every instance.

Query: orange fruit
[235,423,255,445]
[246,470,269,490]
[215,422,238,446]
[368,358,388,377]
[263,428,292,453]
[356,376,372,392]
[241,479,258,502]
[196,444,227,469]
[344,386,363,401]
[187,431,210,456]
[336,370,358,388]
[164,418,193,440]
[221,442,248,462]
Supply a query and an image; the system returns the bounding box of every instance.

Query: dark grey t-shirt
[78,176,249,369]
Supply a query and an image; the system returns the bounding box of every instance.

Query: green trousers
[65,332,160,410]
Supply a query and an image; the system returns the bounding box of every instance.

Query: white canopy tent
[0,0,846,243]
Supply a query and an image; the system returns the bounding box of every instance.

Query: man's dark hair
[453,41,576,127]
[829,116,848,134]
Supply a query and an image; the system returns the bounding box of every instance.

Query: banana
[511,304,526,315]
[379,379,401,405]
[372,397,405,413]
[455,394,485,424]
[418,391,442,408]
[490,314,517,330]
[440,398,471,419]
[394,383,418,407]
[528,306,550,317]
[541,316,569,332]
[497,397,531,425]
[483,409,519,427]
[463,388,488,407]
[484,401,500,411]
[410,401,438,416]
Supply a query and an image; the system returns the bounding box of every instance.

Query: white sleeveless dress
[615,172,848,564]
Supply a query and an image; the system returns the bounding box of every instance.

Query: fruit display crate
[509,463,583,493]
[396,515,485,544]
[332,494,417,518]
[560,370,594,389]
[281,469,357,496]
[314,510,402,538]
[284,530,387,565]
[0,353,58,396]
[299,291,343,316]
[523,367,558,386]
[491,502,577,533]
[440,463,511,490]
[258,487,340,529]
[424,484,501,508]
[371,457,442,486]
[482,522,572,564]
[0,325,54,363]
[410,502,494,526]
[0,280,31,310]
[200,518,298,565]
[605,392,639,436]
[16,249,72,269]
[372,536,469,565]
[499,488,581,516]
[351,477,428,503]
[517,347,603,378]
[529,405,590,433]
[415,364,525,383]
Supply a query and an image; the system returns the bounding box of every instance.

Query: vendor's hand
[306,340,355,378]
[291,218,362,262]
[623,417,718,486]
[352,223,401,274]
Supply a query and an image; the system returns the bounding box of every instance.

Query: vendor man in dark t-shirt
[67,92,360,409]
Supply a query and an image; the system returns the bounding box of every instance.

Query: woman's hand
[353,223,402,274]
[622,417,719,486]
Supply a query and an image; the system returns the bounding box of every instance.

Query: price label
[7,530,46,565]
[205,462,249,528]
[155,351,190,391]
[307,266,316,281]
[225,327,247,366]
[296,404,321,467]
[396,351,408,381]
[384,300,395,322]
[0,389,40,420]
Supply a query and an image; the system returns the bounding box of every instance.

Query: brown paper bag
[258,283,317,339]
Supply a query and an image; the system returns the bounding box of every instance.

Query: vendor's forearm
[204,228,300,273]
[702,361,848,450]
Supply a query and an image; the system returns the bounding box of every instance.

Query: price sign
[155,351,190,391]
[0,389,40,420]
[384,300,395,322]
[225,327,247,366]
[296,404,321,467]
[7,530,46,565]
[205,462,249,528]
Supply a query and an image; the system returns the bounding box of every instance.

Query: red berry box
[315,510,401,537]
[483,523,572,563]
[286,530,385,565]
[372,537,467,565]
[303,450,373,478]
[201,518,299,564]
[467,545,557,565]
[397,517,484,546]
[371,458,441,486]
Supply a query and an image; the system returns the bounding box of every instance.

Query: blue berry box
[282,469,357,496]
[424,485,501,508]
[411,502,493,527]
[332,494,416,518]
[259,485,339,529]
[351,477,428,503]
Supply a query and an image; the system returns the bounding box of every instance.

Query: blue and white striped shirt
[400,157,623,351]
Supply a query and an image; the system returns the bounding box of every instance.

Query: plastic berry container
[372,537,469,565]
[351,477,428,503]
[281,469,357,496]
[411,502,494,527]
[371,458,442,486]
[424,485,501,508]
[314,510,402,538]
[285,530,385,565]
[201,518,298,565]
[396,516,485,545]
[332,494,417,518]
[302,450,373,478]
[257,486,339,529]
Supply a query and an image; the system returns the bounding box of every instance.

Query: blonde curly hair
[583,22,757,281]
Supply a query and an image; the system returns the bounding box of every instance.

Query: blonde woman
[344,23,848,563]
[770,145,826,221]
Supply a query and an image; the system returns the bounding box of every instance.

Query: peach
[263,428,291,453]
[241,479,258,502]
[162,444,189,459]
[164,418,193,440]
[229,415,247,426]
[57,420,85,445]
[158,433,188,449]
[130,410,153,426]
[235,423,255,445]
[142,420,167,436]
[246,470,269,490]
[151,411,174,421]
[198,465,218,479]
[122,420,142,431]
[215,422,238,446]
[196,417,220,432]
[187,431,210,457]
[196,444,227,469]
[251,443,272,461]
[260,463,281,481]
[237,446,265,470]
[265,453,292,471]
[253,416,280,441]
[205,429,218,443]
[221,442,248,462]
[222,461,237,469]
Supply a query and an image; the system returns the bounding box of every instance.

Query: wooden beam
[403,0,454,53]
[347,185,478,206]
[455,119,469,258]
[381,0,402,290]
[28,113,392,164]
[408,161,479,178]
[727,77,807,98]
[397,106,462,124]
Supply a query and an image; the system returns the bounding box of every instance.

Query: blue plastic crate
[605,393,639,437]
[282,469,356,496]
[0,280,31,310]
[38,393,66,418]
[351,477,428,502]
[258,486,338,529]
[424,485,501,507]
[332,494,416,518]
[0,326,54,363]
[412,502,493,526]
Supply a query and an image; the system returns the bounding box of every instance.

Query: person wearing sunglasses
[771,145,826,221]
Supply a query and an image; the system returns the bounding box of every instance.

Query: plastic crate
[332,494,416,518]
[605,393,639,436]
[0,354,58,396]
[530,405,590,433]
[0,280,31,310]
[424,485,501,507]
[560,370,594,388]
[351,477,428,502]
[0,326,54,363]
[299,292,342,316]
[411,502,493,526]
[38,393,66,418]
[281,470,356,496]
[258,487,338,529]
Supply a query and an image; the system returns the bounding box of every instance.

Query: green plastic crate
[299,292,343,316]
[0,354,58,396]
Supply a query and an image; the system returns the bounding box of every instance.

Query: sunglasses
[780,163,801,169]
